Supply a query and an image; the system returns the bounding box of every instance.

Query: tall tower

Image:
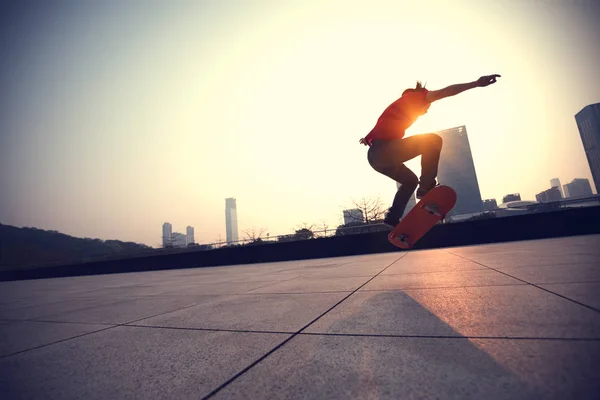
[550,178,564,198]
[225,198,239,245]
[186,226,195,245]
[343,209,364,225]
[575,103,600,193]
[162,222,172,247]
[563,178,593,199]
[435,126,484,216]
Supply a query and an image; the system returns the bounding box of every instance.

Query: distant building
[563,178,593,199]
[172,232,187,248]
[434,126,484,216]
[503,193,521,203]
[535,187,562,203]
[575,103,600,193]
[550,178,564,198]
[186,226,195,245]
[225,198,239,245]
[396,182,417,217]
[162,222,172,247]
[496,200,539,218]
[483,199,498,211]
[343,208,364,225]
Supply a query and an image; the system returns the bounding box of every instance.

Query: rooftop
[1,235,599,399]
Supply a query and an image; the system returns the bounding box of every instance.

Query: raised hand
[476,74,501,87]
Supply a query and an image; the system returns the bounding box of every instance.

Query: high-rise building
[536,187,562,203]
[225,198,239,245]
[172,232,187,248]
[502,193,521,203]
[550,178,564,198]
[575,103,600,193]
[563,178,593,199]
[435,126,484,215]
[396,181,417,217]
[186,226,195,245]
[162,222,172,247]
[483,199,498,211]
[343,208,364,225]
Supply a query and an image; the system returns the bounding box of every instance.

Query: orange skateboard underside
[388,185,457,249]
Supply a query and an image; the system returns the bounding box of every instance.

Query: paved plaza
[1,235,599,399]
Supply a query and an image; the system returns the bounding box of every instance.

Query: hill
[0,224,152,270]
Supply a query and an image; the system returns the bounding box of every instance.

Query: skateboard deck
[388,185,457,249]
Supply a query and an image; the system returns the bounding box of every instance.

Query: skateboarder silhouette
[359,74,501,227]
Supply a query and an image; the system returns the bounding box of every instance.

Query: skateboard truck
[387,185,456,250]
[396,234,409,244]
[422,203,444,218]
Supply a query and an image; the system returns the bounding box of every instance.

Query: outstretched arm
[425,74,500,103]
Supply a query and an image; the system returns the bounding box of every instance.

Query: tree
[292,222,315,240]
[347,196,387,224]
[294,228,314,240]
[315,220,330,238]
[295,222,315,231]
[242,227,268,243]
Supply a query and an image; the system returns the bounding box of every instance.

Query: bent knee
[428,134,443,149]
[400,174,419,189]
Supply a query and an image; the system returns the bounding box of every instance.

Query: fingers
[487,74,501,83]
[480,74,500,86]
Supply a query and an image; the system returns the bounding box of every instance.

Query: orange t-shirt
[364,89,431,145]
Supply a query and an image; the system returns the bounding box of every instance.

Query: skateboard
[388,185,457,249]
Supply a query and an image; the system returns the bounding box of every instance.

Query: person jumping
[359,74,501,228]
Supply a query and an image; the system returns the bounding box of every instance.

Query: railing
[6,195,599,269]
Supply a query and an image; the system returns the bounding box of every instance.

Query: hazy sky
[1,0,599,247]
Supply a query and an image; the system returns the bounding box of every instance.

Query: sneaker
[416,180,438,199]
[383,211,399,228]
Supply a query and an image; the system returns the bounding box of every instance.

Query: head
[402,81,427,96]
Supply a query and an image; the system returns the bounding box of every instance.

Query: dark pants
[367,133,443,219]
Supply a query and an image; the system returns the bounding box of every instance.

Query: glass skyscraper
[435,126,484,216]
[225,198,239,245]
[575,103,600,194]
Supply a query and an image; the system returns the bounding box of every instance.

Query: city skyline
[1,1,599,246]
[161,222,195,248]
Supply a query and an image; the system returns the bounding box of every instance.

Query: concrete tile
[305,291,462,337]
[449,252,600,269]
[0,320,110,357]
[32,295,216,325]
[166,280,300,295]
[299,265,389,278]
[306,286,600,338]
[495,263,600,284]
[278,254,402,277]
[135,293,348,332]
[469,338,600,400]
[0,297,72,312]
[361,269,524,291]
[247,276,370,294]
[449,235,600,256]
[380,253,486,275]
[0,296,134,320]
[0,326,289,400]
[212,335,600,400]
[539,282,600,310]
[77,284,184,297]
